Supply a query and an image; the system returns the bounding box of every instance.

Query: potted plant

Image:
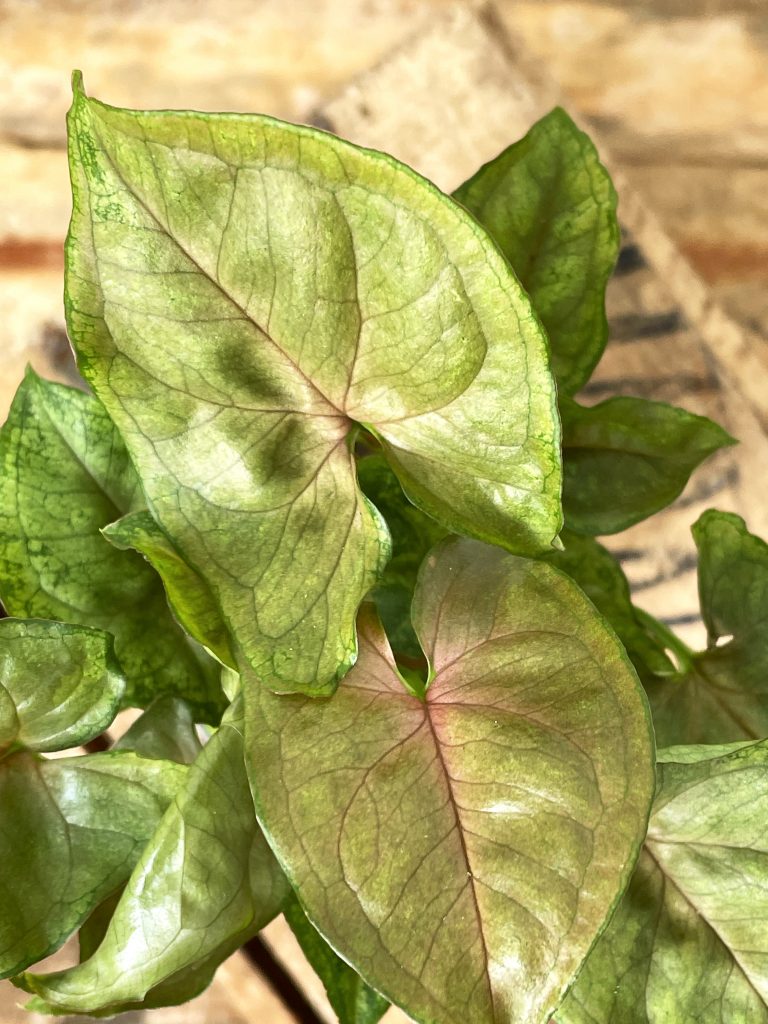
[0,75,763,1024]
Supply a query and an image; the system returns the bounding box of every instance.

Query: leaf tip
[70,70,86,99]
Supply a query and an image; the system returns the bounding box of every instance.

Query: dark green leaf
[646,511,768,744]
[65,78,561,695]
[77,890,122,965]
[561,396,734,535]
[0,618,124,752]
[0,750,186,979]
[356,453,447,659]
[454,107,619,395]
[103,511,235,668]
[113,695,203,764]
[284,892,389,1024]
[22,698,289,1014]
[0,369,225,720]
[557,741,768,1023]
[245,538,654,1024]
[543,531,675,683]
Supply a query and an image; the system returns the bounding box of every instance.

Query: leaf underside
[245,537,654,1024]
[66,80,561,695]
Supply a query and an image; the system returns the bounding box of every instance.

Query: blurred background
[1,1,766,1021]
[2,0,767,419]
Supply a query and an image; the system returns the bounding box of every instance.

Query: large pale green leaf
[454,107,619,395]
[0,370,225,720]
[557,741,768,1023]
[22,698,289,1014]
[103,510,236,668]
[245,538,654,1024]
[561,396,734,535]
[0,618,124,752]
[113,695,203,764]
[356,453,447,660]
[646,510,768,744]
[543,531,675,684]
[284,893,389,1024]
[66,78,561,695]
[0,751,186,979]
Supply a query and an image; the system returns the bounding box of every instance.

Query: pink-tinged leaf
[245,538,654,1024]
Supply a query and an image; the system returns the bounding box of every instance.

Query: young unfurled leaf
[245,538,654,1024]
[0,751,186,979]
[646,511,768,744]
[561,396,734,535]
[0,618,124,752]
[113,695,203,764]
[103,511,236,668]
[557,741,768,1023]
[543,531,675,683]
[66,79,561,695]
[284,893,389,1024]
[356,453,447,660]
[454,107,619,395]
[0,370,225,721]
[21,698,289,1014]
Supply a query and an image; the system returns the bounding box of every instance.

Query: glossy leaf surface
[66,80,561,694]
[0,751,185,979]
[544,531,675,684]
[23,699,289,1014]
[246,538,654,1024]
[561,396,734,535]
[646,511,768,744]
[558,741,768,1023]
[0,618,124,752]
[103,511,235,668]
[284,893,389,1024]
[454,107,619,395]
[0,370,225,719]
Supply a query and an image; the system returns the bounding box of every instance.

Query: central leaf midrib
[421,701,497,1022]
[89,111,349,421]
[643,841,768,1007]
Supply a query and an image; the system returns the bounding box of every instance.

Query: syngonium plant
[0,74,764,1024]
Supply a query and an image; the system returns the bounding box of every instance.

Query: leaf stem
[635,609,695,675]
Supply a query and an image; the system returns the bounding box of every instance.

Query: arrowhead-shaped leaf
[245,538,654,1024]
[284,892,389,1024]
[543,531,675,684]
[0,618,124,752]
[65,79,561,695]
[22,698,289,1015]
[454,107,619,395]
[0,370,225,720]
[560,396,734,535]
[646,511,768,744]
[557,741,768,1023]
[0,750,186,979]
